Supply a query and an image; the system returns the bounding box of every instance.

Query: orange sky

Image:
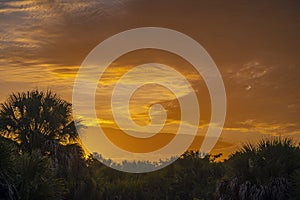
[0,0,300,161]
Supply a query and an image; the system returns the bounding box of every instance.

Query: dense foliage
[0,90,299,200]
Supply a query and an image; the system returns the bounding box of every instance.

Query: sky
[0,0,300,161]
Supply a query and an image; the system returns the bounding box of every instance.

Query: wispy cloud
[224,119,300,136]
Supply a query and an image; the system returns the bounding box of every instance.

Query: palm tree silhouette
[217,138,300,200]
[0,90,78,154]
[0,90,92,199]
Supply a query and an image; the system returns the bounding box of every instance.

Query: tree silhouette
[217,137,300,200]
[15,151,66,200]
[1,90,300,199]
[0,90,89,199]
[0,137,18,200]
[0,90,78,153]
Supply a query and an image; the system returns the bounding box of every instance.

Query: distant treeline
[0,90,299,200]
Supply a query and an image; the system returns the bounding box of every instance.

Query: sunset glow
[1,0,299,161]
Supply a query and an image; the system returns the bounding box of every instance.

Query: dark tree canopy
[0,90,78,152]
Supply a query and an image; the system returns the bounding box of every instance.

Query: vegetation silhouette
[0,90,299,200]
